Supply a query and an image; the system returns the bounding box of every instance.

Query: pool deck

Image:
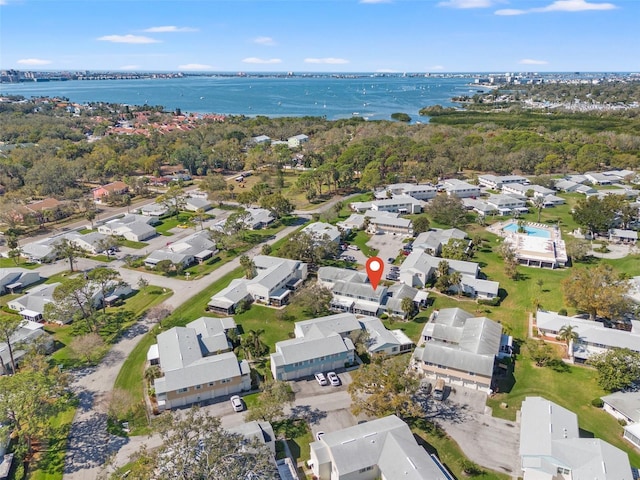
[488,220,567,268]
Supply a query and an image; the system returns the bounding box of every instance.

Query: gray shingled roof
[601,391,640,423]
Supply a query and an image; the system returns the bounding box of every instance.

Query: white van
[433,378,445,401]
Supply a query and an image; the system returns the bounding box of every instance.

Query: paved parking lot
[366,232,411,265]
[426,385,522,476]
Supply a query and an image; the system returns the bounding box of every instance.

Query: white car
[327,371,341,387]
[230,395,244,412]
[314,372,328,386]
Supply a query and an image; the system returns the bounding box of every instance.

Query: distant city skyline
[1,0,637,73]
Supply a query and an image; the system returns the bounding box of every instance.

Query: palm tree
[556,324,579,358]
[531,195,545,222]
[450,271,463,297]
[242,329,268,360]
[239,255,257,279]
[401,296,416,319]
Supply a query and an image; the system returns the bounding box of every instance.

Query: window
[177,387,189,394]
[359,466,374,473]
[221,378,231,384]
[557,467,570,475]
[195,385,202,390]
[208,382,215,387]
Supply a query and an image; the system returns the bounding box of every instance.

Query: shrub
[459,459,483,476]
[558,308,568,316]
[618,418,628,426]
[478,297,501,306]
[591,398,604,408]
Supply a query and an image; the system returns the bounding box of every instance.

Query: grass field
[28,405,77,480]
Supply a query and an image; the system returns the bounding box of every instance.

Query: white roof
[536,310,640,356]
[520,397,633,480]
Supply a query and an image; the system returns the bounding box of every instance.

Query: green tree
[562,264,630,320]
[526,339,558,367]
[241,329,269,360]
[154,259,174,275]
[531,195,545,222]
[400,297,417,319]
[245,381,295,424]
[102,409,278,480]
[259,192,293,219]
[224,209,252,237]
[291,282,333,316]
[87,267,122,313]
[412,215,430,234]
[239,255,257,279]
[572,195,618,236]
[0,361,70,465]
[0,317,24,374]
[156,184,186,218]
[449,271,463,297]
[441,238,469,261]
[49,277,96,330]
[498,241,518,280]
[261,244,272,255]
[427,194,466,227]
[348,355,422,420]
[556,324,579,357]
[53,238,84,272]
[201,173,228,200]
[588,348,640,392]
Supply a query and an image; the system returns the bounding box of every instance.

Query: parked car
[387,257,395,263]
[316,431,326,441]
[347,245,360,251]
[230,395,244,412]
[327,371,341,386]
[314,372,328,386]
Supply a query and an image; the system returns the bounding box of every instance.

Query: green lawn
[28,404,77,480]
[119,239,148,249]
[487,353,640,466]
[155,213,196,236]
[0,257,39,269]
[47,286,172,367]
[351,231,378,257]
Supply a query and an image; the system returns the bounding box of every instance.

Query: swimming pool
[502,223,551,238]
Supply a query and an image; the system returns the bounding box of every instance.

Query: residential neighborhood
[2,98,640,480]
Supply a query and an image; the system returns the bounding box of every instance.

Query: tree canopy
[562,264,630,320]
[348,354,422,420]
[588,348,640,392]
[104,409,279,479]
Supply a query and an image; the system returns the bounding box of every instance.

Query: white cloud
[439,0,497,8]
[430,65,445,70]
[359,0,392,4]
[143,26,198,33]
[178,63,213,70]
[97,34,160,44]
[17,58,52,66]
[495,8,526,15]
[242,57,282,64]
[376,68,398,73]
[119,65,141,70]
[304,57,349,65]
[519,58,549,65]
[0,0,8,5]
[253,36,276,46]
[496,0,616,15]
[539,0,617,12]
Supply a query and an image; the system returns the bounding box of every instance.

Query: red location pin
[366,256,384,291]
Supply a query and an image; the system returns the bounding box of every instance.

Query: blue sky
[0,0,637,72]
